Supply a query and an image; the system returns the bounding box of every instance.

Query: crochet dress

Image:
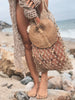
[8,0,73,73]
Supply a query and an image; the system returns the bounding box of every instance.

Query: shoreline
[1,31,75,41]
[62,37,75,42]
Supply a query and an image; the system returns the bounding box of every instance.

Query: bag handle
[42,0,49,12]
[35,0,49,24]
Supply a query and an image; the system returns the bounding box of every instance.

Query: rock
[29,89,71,100]
[0,21,11,30]
[72,79,75,90]
[72,70,75,80]
[21,76,33,85]
[11,75,21,81]
[14,91,29,100]
[1,82,13,89]
[69,49,75,58]
[48,71,62,89]
[0,47,14,63]
[0,47,30,77]
[0,59,15,76]
[24,82,34,92]
[0,59,24,78]
[8,67,24,78]
[7,84,13,89]
[61,72,74,91]
[0,71,9,78]
[68,71,73,76]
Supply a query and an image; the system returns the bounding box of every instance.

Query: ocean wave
[59,29,75,39]
[2,28,12,32]
[2,27,75,39]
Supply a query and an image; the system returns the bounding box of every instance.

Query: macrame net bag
[30,0,73,72]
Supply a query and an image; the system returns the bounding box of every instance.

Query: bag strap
[42,0,49,12]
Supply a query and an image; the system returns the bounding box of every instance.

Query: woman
[8,0,73,99]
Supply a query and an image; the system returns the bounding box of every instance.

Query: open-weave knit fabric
[8,0,73,74]
[19,0,41,19]
[32,36,72,72]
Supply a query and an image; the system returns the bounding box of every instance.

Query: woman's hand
[26,0,35,8]
[26,0,41,8]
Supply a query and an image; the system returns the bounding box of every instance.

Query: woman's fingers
[32,4,35,8]
[26,0,35,8]
[26,0,30,5]
[28,1,33,7]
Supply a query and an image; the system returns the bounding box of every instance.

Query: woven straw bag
[29,0,58,48]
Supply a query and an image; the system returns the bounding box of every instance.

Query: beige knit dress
[8,0,73,73]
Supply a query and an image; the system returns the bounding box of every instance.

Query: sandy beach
[0,31,75,100]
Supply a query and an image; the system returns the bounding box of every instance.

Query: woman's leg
[36,0,48,99]
[16,3,39,97]
[37,71,48,99]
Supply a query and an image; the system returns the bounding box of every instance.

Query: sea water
[57,19,75,39]
[2,19,75,39]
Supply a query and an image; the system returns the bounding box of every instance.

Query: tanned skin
[16,0,48,99]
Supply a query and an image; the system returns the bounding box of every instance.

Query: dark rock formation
[69,49,75,58]
[0,21,12,30]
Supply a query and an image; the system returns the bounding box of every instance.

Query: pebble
[48,70,62,89]
[7,84,13,89]
[14,91,29,100]
[25,82,34,92]
[61,72,74,91]
[11,75,21,81]
[21,76,33,85]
